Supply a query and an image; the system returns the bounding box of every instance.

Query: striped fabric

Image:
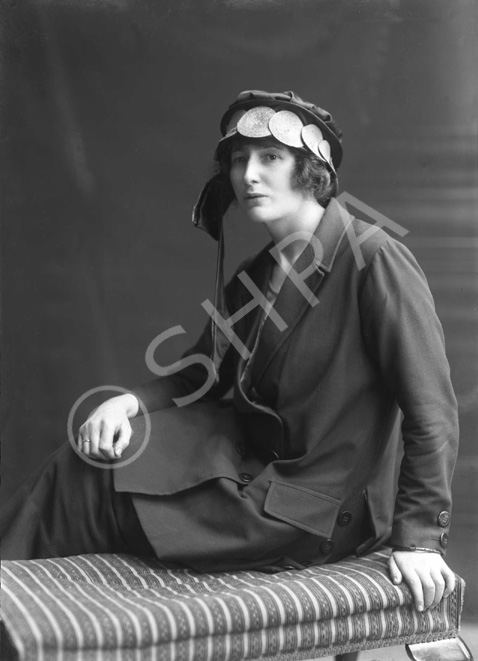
[1,549,464,661]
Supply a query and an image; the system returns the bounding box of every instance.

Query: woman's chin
[243,209,275,225]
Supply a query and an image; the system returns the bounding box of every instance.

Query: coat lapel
[248,199,353,386]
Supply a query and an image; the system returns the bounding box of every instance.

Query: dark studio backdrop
[1,0,477,622]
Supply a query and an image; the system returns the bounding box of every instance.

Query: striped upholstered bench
[0,548,472,661]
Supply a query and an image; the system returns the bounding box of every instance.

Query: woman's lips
[244,193,266,200]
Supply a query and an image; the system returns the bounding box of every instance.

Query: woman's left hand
[388,551,455,611]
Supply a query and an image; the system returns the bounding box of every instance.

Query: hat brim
[220,97,342,168]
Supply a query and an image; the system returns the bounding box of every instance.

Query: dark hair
[214,135,338,208]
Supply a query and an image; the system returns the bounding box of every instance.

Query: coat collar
[239,198,353,386]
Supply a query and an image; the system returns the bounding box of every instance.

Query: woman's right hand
[77,393,139,460]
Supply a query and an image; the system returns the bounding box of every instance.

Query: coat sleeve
[131,259,252,413]
[131,321,234,413]
[359,238,459,554]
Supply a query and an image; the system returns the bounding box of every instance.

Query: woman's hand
[388,550,455,611]
[77,394,139,460]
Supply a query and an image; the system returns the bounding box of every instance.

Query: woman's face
[229,139,311,226]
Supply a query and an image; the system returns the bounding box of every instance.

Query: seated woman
[1,90,458,620]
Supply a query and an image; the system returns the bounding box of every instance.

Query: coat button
[440,532,449,548]
[437,511,450,528]
[337,510,353,527]
[319,539,336,555]
[239,472,253,483]
[236,442,246,456]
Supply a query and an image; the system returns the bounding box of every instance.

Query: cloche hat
[193,90,342,240]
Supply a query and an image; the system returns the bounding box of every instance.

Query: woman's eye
[231,155,245,164]
[264,153,280,161]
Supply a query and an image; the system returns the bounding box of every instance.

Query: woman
[1,90,458,617]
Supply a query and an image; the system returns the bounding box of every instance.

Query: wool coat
[114,199,458,572]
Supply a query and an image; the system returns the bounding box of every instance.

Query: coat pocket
[264,480,341,538]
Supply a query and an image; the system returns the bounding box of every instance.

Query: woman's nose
[243,156,260,183]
